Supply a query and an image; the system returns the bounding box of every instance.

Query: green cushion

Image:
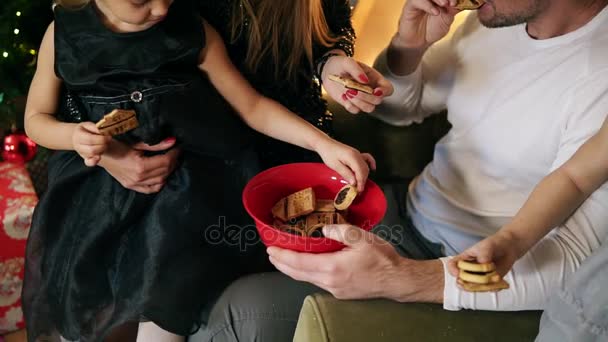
[295,293,541,342]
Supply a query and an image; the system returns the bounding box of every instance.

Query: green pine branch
[0,0,53,131]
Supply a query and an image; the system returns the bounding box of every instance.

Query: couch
[291,101,543,342]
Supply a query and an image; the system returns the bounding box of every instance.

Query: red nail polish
[163,137,177,143]
[347,89,358,96]
[373,90,383,96]
[359,74,369,83]
[342,94,349,101]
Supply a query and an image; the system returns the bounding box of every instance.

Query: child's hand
[448,231,521,278]
[72,122,111,167]
[321,56,393,115]
[315,138,376,192]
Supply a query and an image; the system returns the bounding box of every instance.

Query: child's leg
[136,322,184,342]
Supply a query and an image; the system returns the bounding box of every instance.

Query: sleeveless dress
[22,2,260,340]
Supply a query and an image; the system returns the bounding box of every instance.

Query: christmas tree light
[0,0,53,133]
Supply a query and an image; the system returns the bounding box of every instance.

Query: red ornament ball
[2,132,37,163]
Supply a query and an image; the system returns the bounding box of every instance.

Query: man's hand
[267,224,444,303]
[98,138,180,194]
[396,0,460,49]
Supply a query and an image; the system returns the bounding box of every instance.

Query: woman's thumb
[342,58,369,84]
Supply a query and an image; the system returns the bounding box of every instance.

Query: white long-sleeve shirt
[373,9,608,311]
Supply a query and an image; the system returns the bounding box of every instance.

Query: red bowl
[242,163,387,253]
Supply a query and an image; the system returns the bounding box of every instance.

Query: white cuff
[440,256,462,311]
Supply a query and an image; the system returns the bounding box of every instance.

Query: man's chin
[477,2,537,28]
[478,13,527,28]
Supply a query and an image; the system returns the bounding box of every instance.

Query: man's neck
[527,0,607,39]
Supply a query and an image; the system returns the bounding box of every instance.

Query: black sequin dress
[23,2,261,340]
[198,0,356,168]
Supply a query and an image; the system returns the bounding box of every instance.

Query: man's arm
[385,258,445,304]
[268,225,445,303]
[448,116,608,279]
[370,3,469,126]
[443,71,608,311]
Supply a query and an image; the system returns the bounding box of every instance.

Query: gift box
[0,162,37,335]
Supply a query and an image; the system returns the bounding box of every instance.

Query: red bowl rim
[242,162,387,251]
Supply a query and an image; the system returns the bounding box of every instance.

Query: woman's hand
[322,56,393,115]
[395,0,460,49]
[314,136,375,192]
[448,230,523,278]
[71,122,112,167]
[97,138,180,194]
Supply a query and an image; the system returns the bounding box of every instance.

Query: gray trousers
[535,237,608,342]
[189,183,444,342]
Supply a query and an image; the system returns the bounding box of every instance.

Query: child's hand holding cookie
[314,137,376,193]
[72,122,112,167]
[448,230,523,279]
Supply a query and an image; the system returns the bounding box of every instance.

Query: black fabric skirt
[22,149,268,341]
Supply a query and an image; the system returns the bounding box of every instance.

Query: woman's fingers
[339,57,370,85]
[346,95,377,113]
[340,94,361,114]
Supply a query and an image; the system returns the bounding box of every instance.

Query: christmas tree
[0,0,53,132]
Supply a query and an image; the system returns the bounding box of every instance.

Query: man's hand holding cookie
[395,0,461,50]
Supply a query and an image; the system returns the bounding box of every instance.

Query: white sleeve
[441,71,608,311]
[371,20,465,126]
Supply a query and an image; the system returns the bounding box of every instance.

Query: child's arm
[449,116,608,276]
[24,22,110,166]
[198,21,375,190]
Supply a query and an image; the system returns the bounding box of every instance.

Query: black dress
[23,2,260,340]
[198,0,356,168]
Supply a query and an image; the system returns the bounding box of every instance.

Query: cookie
[457,278,510,292]
[459,270,501,285]
[272,197,288,222]
[333,184,357,211]
[286,187,316,220]
[454,0,485,10]
[96,109,139,136]
[335,212,348,225]
[304,212,349,235]
[328,75,375,95]
[305,212,334,231]
[456,259,509,292]
[457,260,496,273]
[315,199,336,212]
